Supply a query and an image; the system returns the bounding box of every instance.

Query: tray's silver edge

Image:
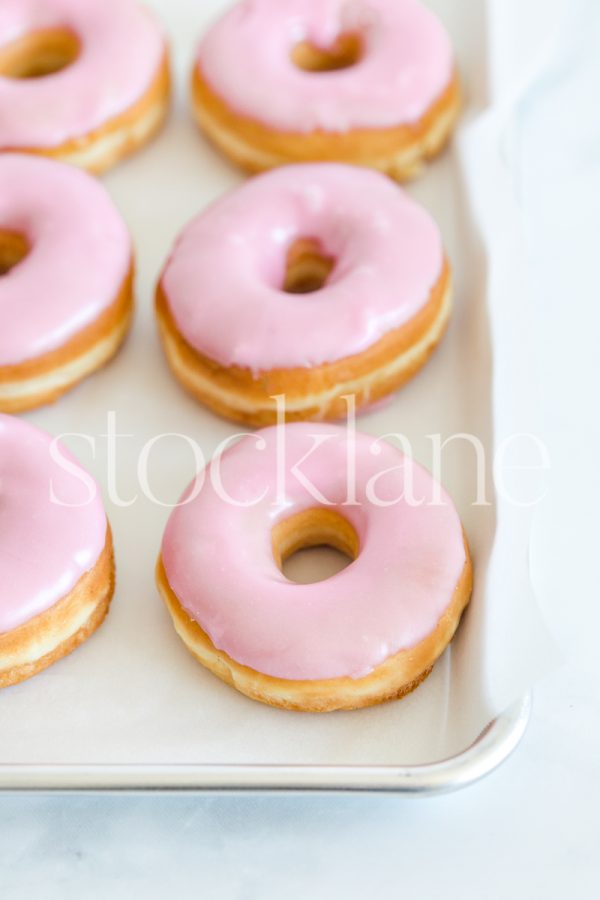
[0,693,530,794]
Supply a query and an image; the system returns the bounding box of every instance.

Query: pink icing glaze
[0,414,107,634]
[160,163,444,371]
[0,0,165,148]
[196,0,454,132]
[0,154,131,366]
[161,423,467,681]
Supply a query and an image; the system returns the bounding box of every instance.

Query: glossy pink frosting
[0,154,131,366]
[0,415,107,634]
[196,0,454,132]
[161,423,467,681]
[0,0,165,148]
[160,164,444,371]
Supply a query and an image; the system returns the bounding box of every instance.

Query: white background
[1,0,599,895]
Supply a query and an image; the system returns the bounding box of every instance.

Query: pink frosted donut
[0,414,114,688]
[156,163,452,425]
[0,0,170,173]
[192,0,460,179]
[157,423,472,712]
[0,154,134,412]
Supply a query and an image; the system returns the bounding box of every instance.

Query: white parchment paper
[0,0,559,773]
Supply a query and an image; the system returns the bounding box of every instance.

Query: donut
[0,154,134,413]
[0,415,114,688]
[156,163,451,426]
[0,0,170,173]
[157,423,472,712]
[191,0,459,179]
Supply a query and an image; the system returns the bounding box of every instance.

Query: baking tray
[0,0,533,793]
[0,695,530,793]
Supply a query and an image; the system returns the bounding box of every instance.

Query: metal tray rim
[0,693,531,794]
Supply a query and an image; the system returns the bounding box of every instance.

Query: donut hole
[0,231,29,276]
[272,508,359,584]
[292,33,364,73]
[283,238,336,294]
[0,29,80,79]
